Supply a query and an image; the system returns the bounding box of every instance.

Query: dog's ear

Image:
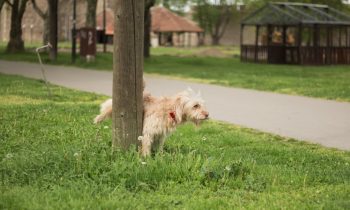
[173,96,186,123]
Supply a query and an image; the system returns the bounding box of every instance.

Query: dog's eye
[193,104,200,109]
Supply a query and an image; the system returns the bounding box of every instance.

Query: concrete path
[1,60,350,150]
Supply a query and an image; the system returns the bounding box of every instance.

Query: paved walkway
[1,60,350,150]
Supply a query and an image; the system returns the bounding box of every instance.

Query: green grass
[1,73,350,209]
[1,44,350,102]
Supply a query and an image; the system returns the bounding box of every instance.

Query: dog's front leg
[141,135,152,156]
[158,137,166,154]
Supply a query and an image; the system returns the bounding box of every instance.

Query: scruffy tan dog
[94,88,209,156]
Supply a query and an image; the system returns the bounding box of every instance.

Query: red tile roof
[96,6,203,35]
[96,9,114,35]
[151,7,203,33]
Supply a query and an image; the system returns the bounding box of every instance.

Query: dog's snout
[203,111,209,119]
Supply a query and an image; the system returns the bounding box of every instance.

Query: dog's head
[174,88,209,125]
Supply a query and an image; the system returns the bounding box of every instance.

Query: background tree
[156,0,188,15]
[193,0,237,45]
[144,0,155,58]
[48,0,57,61]
[31,0,49,44]
[86,0,98,28]
[5,0,29,53]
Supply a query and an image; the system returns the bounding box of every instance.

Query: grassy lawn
[0,45,350,102]
[1,73,350,209]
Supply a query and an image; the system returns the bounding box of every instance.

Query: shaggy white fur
[94,88,209,156]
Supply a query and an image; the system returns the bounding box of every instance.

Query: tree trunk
[113,0,144,150]
[48,0,57,61]
[86,0,97,28]
[31,0,49,45]
[6,0,29,53]
[144,0,155,58]
[43,16,49,44]
[211,35,220,45]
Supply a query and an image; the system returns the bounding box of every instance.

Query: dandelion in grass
[4,153,13,160]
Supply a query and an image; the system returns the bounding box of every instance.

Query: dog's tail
[94,99,112,124]
[94,80,146,124]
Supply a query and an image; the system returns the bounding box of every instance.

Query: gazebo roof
[151,6,203,33]
[242,2,350,26]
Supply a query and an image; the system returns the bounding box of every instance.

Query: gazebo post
[240,24,244,61]
[297,23,302,65]
[326,26,332,64]
[282,26,287,45]
[267,24,273,63]
[255,25,260,62]
[346,27,349,47]
[282,25,287,63]
[158,32,161,46]
[313,24,319,64]
[188,32,191,47]
[347,27,349,64]
[339,27,342,47]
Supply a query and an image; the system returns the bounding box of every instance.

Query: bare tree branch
[31,0,47,19]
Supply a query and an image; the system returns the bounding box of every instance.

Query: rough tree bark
[31,0,48,45]
[6,0,29,53]
[144,0,155,58]
[0,0,5,11]
[113,0,144,150]
[48,0,57,61]
[86,0,98,28]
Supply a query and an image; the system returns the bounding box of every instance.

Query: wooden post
[103,0,106,53]
[49,0,58,61]
[254,25,260,62]
[339,27,342,47]
[240,24,244,61]
[313,24,318,64]
[282,25,287,63]
[112,0,144,150]
[298,24,302,65]
[72,0,77,63]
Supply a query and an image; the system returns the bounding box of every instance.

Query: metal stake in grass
[36,43,52,97]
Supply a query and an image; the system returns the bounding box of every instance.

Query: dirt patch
[196,48,228,58]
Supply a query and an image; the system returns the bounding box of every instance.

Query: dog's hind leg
[141,135,152,156]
